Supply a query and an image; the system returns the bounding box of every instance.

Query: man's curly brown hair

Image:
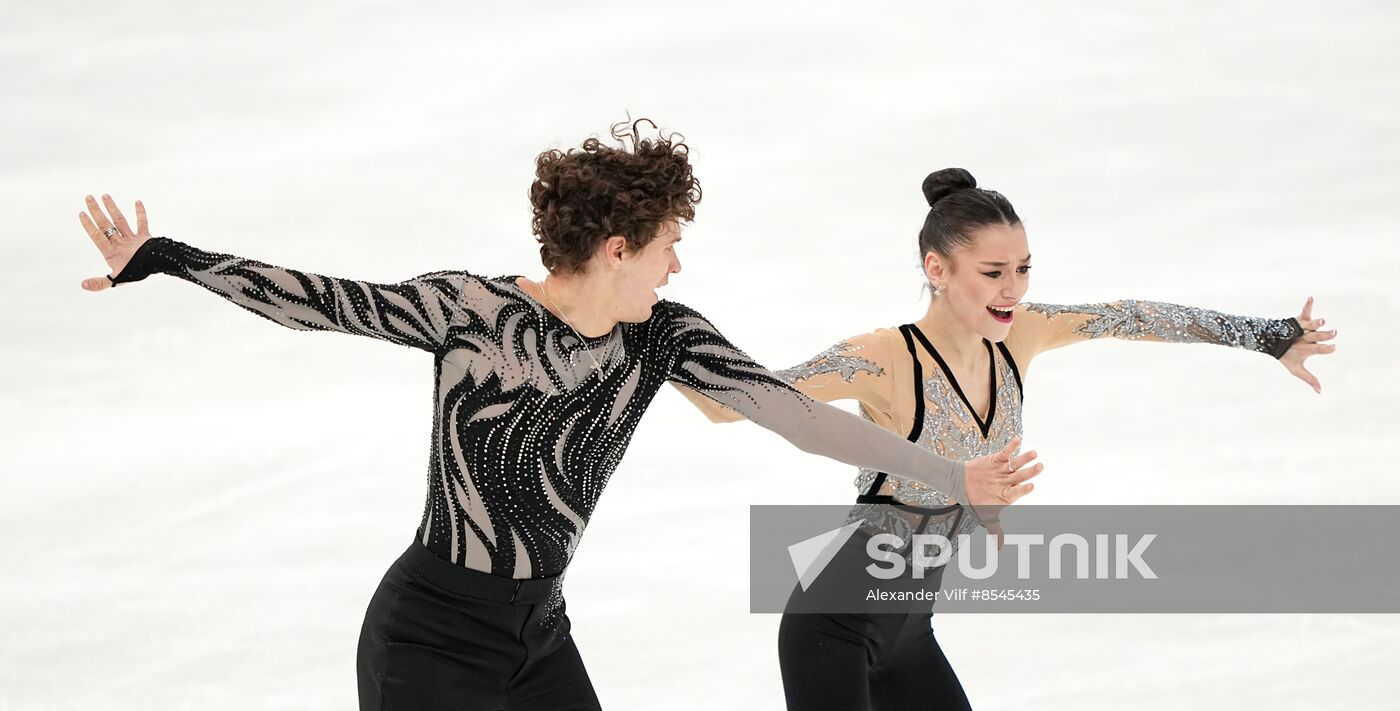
[530,118,702,274]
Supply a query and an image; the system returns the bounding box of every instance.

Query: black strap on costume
[856,324,925,505]
[995,341,1024,404]
[907,323,998,438]
[855,324,973,540]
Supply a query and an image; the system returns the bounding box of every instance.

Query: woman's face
[926,222,1031,343]
[615,219,683,321]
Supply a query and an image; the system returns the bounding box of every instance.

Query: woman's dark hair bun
[916,167,1020,261]
[921,168,977,207]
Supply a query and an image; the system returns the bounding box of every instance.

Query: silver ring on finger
[103,227,119,238]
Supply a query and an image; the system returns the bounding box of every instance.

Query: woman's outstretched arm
[1005,296,1336,392]
[78,194,472,353]
[657,300,1038,512]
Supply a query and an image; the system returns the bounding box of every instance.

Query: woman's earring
[930,281,942,296]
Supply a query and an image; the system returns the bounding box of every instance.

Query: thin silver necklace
[539,277,613,377]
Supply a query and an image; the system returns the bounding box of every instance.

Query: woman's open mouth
[987,305,1014,323]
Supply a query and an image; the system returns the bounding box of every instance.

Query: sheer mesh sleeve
[111,236,473,352]
[678,330,896,424]
[1019,299,1304,359]
[658,301,967,502]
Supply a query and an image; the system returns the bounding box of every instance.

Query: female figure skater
[681,167,1334,710]
[73,124,1041,710]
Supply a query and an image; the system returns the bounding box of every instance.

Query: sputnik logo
[787,522,864,591]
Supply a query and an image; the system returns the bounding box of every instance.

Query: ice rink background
[3,1,1398,708]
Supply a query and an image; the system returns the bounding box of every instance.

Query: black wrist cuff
[1265,317,1305,359]
[110,236,176,285]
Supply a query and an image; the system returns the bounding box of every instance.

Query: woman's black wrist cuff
[1266,317,1305,359]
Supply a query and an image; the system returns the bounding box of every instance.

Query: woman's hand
[962,437,1041,524]
[1281,297,1337,394]
[78,193,151,291]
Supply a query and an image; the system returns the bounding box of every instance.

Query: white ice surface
[3,1,1398,709]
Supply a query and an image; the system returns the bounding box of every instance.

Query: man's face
[616,219,683,321]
